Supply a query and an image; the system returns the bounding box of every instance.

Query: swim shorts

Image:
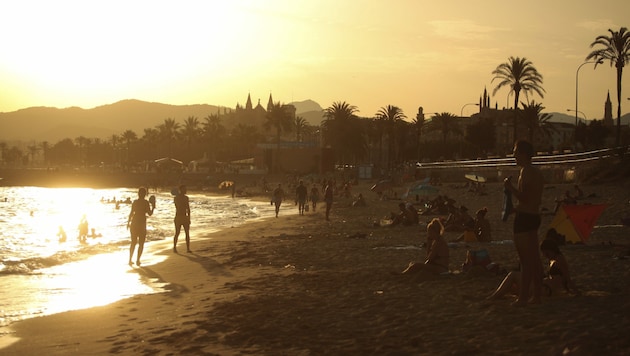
[513,211,541,234]
[174,215,190,227]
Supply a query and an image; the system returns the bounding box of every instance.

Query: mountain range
[0,99,628,143]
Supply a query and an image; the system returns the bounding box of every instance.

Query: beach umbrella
[465,174,486,183]
[370,180,393,193]
[403,183,439,199]
[548,204,606,244]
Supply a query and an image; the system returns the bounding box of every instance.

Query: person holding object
[127,187,155,266]
[504,140,544,306]
[173,185,191,253]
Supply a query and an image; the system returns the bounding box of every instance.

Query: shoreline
[1,181,629,354]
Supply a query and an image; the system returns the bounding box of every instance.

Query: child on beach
[173,185,191,253]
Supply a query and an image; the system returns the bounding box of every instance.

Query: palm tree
[121,130,138,168]
[428,112,462,144]
[519,101,557,144]
[27,144,40,166]
[492,57,545,140]
[158,118,180,157]
[294,116,307,142]
[586,27,630,147]
[322,101,366,165]
[181,116,200,147]
[202,114,226,162]
[375,105,406,170]
[264,102,294,144]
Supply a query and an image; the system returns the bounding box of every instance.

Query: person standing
[309,184,320,212]
[127,187,155,266]
[272,184,284,218]
[295,180,308,215]
[173,184,191,253]
[324,180,334,221]
[504,140,544,306]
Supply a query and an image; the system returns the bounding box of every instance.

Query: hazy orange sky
[1,0,629,121]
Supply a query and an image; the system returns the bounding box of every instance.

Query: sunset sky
[1,0,629,121]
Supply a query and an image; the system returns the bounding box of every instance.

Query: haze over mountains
[0,99,628,142]
[0,99,325,142]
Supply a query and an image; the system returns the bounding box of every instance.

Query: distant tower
[603,91,613,127]
[267,93,274,111]
[245,93,253,111]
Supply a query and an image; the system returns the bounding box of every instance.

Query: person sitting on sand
[554,190,578,213]
[487,238,578,300]
[475,207,492,242]
[352,193,366,207]
[399,218,449,275]
[391,202,419,226]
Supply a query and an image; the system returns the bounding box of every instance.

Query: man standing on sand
[504,140,544,306]
[173,184,191,253]
[324,180,334,220]
[295,180,308,215]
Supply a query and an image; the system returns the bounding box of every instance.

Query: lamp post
[567,109,587,124]
[574,59,603,142]
[460,103,480,117]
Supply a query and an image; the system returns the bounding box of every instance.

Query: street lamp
[574,59,603,138]
[460,103,480,117]
[567,109,587,124]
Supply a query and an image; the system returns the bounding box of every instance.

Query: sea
[0,186,283,332]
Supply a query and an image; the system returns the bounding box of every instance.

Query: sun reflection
[40,251,167,314]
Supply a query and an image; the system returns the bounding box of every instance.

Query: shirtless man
[173,185,191,253]
[127,187,155,266]
[504,140,544,306]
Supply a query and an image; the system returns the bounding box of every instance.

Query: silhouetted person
[127,187,155,266]
[272,184,284,217]
[324,180,334,220]
[295,180,308,215]
[173,185,191,253]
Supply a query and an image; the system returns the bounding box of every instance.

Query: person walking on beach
[324,180,334,220]
[310,184,320,212]
[127,187,155,266]
[173,184,191,253]
[295,180,308,215]
[272,184,284,217]
[504,140,544,306]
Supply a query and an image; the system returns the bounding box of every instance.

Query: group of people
[397,140,578,306]
[271,180,335,220]
[127,184,191,266]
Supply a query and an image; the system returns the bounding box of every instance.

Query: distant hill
[548,111,630,125]
[289,100,324,126]
[0,99,222,142]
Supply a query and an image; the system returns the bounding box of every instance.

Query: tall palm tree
[586,27,630,147]
[294,116,307,142]
[492,56,545,140]
[375,105,406,170]
[121,130,138,168]
[519,101,557,144]
[264,102,294,144]
[322,101,366,165]
[158,118,180,157]
[428,112,462,144]
[181,116,200,147]
[202,114,226,162]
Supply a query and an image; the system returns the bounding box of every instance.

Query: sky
[1,0,629,121]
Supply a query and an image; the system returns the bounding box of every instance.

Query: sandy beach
[1,178,629,355]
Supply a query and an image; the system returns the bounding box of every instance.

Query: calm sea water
[0,186,282,330]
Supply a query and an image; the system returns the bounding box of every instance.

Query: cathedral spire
[245,93,253,110]
[267,92,274,111]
